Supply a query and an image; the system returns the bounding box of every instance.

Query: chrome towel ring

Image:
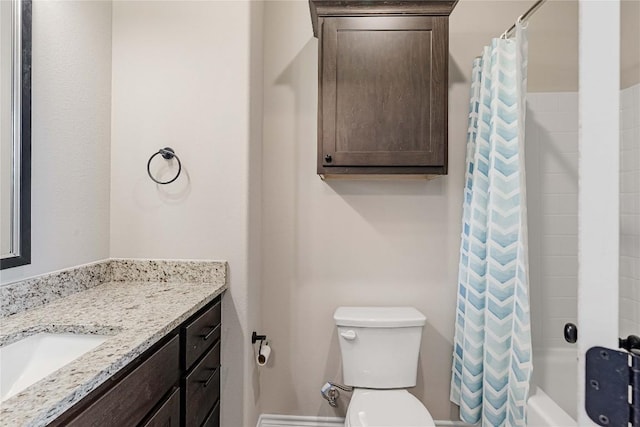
[147,147,182,185]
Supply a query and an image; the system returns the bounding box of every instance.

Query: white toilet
[334,306,436,427]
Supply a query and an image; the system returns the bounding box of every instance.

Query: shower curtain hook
[517,14,530,31]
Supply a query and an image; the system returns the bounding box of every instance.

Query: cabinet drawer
[183,300,221,369]
[141,387,181,427]
[201,400,220,427]
[67,335,180,427]
[183,341,221,427]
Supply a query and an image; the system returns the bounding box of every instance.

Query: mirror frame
[1,0,31,270]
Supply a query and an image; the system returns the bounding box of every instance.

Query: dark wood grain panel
[431,16,449,174]
[141,387,181,427]
[334,24,432,154]
[183,341,221,427]
[183,300,221,370]
[66,336,180,427]
[320,15,447,171]
[201,400,221,427]
[320,165,446,176]
[309,0,459,37]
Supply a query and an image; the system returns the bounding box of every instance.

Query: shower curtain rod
[502,0,548,39]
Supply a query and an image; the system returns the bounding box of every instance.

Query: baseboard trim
[257,414,345,427]
[256,414,475,427]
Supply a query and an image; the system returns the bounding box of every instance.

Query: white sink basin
[0,333,108,402]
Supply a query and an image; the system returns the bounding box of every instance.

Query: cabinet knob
[324,154,332,163]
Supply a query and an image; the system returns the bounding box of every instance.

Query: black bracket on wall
[251,331,267,354]
[585,345,640,426]
[251,332,266,344]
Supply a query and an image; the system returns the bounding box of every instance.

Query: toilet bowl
[345,389,436,427]
[334,307,435,427]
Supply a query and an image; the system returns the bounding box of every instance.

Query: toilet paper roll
[257,344,271,366]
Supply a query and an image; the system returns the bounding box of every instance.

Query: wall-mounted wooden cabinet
[309,1,458,178]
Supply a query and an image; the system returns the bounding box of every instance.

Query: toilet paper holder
[252,331,270,366]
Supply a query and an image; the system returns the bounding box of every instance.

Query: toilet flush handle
[340,330,357,341]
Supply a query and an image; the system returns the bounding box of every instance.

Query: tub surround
[619,82,640,338]
[1,259,226,317]
[0,260,227,426]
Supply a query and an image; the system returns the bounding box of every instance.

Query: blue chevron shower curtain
[450,21,532,427]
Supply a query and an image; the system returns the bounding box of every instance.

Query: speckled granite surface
[109,259,226,284]
[0,261,111,317]
[1,259,226,317]
[0,261,227,427]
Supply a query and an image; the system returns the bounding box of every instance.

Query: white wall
[259,0,582,421]
[260,1,467,420]
[247,0,265,421]
[0,0,112,285]
[109,1,262,425]
[449,0,578,93]
[619,83,640,337]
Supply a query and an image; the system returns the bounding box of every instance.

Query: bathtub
[440,387,576,427]
[527,386,577,427]
[527,347,578,427]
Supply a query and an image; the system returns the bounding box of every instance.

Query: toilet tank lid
[334,307,426,327]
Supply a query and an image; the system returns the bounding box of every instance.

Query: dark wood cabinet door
[183,341,221,427]
[141,388,181,427]
[183,300,221,370]
[319,15,448,174]
[201,401,220,427]
[65,336,180,427]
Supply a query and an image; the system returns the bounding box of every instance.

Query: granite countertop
[0,278,227,426]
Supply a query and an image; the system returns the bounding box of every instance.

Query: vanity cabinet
[309,0,458,177]
[50,296,222,427]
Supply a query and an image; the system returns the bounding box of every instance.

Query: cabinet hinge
[585,346,640,426]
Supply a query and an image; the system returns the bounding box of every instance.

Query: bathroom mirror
[1,0,31,269]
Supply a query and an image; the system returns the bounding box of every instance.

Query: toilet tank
[334,307,426,389]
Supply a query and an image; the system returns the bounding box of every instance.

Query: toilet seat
[345,389,436,427]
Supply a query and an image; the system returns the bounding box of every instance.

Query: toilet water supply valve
[321,381,353,407]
